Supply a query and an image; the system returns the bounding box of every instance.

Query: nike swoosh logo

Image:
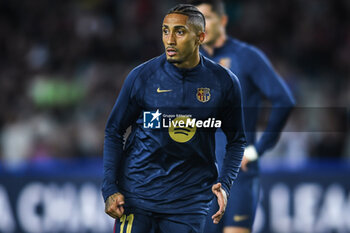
[157,87,172,93]
[234,215,249,222]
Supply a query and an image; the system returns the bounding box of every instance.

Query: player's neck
[203,33,227,56]
[174,50,200,69]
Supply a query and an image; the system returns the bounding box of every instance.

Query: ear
[221,14,228,27]
[197,31,206,44]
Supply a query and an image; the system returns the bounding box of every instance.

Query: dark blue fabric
[201,37,295,230]
[201,37,295,170]
[102,54,246,215]
[204,173,260,231]
[114,207,207,233]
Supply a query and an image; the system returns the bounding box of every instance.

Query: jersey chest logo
[196,88,211,103]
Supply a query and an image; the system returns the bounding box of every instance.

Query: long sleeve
[217,70,247,196]
[246,46,295,155]
[102,68,143,202]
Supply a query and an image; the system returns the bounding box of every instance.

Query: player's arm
[246,46,295,157]
[102,67,142,218]
[212,70,246,223]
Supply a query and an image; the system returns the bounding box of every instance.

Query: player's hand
[211,183,228,224]
[241,145,259,171]
[240,155,250,171]
[105,192,125,219]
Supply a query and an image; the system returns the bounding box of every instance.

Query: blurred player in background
[102,4,246,233]
[189,0,296,233]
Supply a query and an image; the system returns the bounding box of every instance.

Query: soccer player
[102,4,246,233]
[189,1,296,233]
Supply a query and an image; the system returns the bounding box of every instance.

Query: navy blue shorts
[113,207,207,233]
[203,171,260,232]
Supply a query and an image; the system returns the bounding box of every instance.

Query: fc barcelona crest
[196,88,211,103]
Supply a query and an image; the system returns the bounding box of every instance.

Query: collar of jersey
[164,54,205,80]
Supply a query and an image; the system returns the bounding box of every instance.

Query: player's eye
[163,28,170,34]
[176,30,184,36]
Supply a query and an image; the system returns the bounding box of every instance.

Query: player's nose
[167,33,176,45]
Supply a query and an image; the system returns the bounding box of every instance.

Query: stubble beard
[167,56,184,64]
[203,35,217,47]
[204,30,220,47]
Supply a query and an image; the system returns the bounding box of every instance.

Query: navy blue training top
[201,37,295,173]
[102,54,246,214]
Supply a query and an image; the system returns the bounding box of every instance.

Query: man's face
[196,4,223,46]
[162,13,200,65]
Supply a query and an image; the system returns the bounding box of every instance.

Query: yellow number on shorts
[119,215,126,233]
[119,214,134,233]
[126,214,134,233]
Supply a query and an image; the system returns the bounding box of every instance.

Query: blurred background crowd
[0,0,349,169]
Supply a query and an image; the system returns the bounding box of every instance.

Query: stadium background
[0,0,349,232]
